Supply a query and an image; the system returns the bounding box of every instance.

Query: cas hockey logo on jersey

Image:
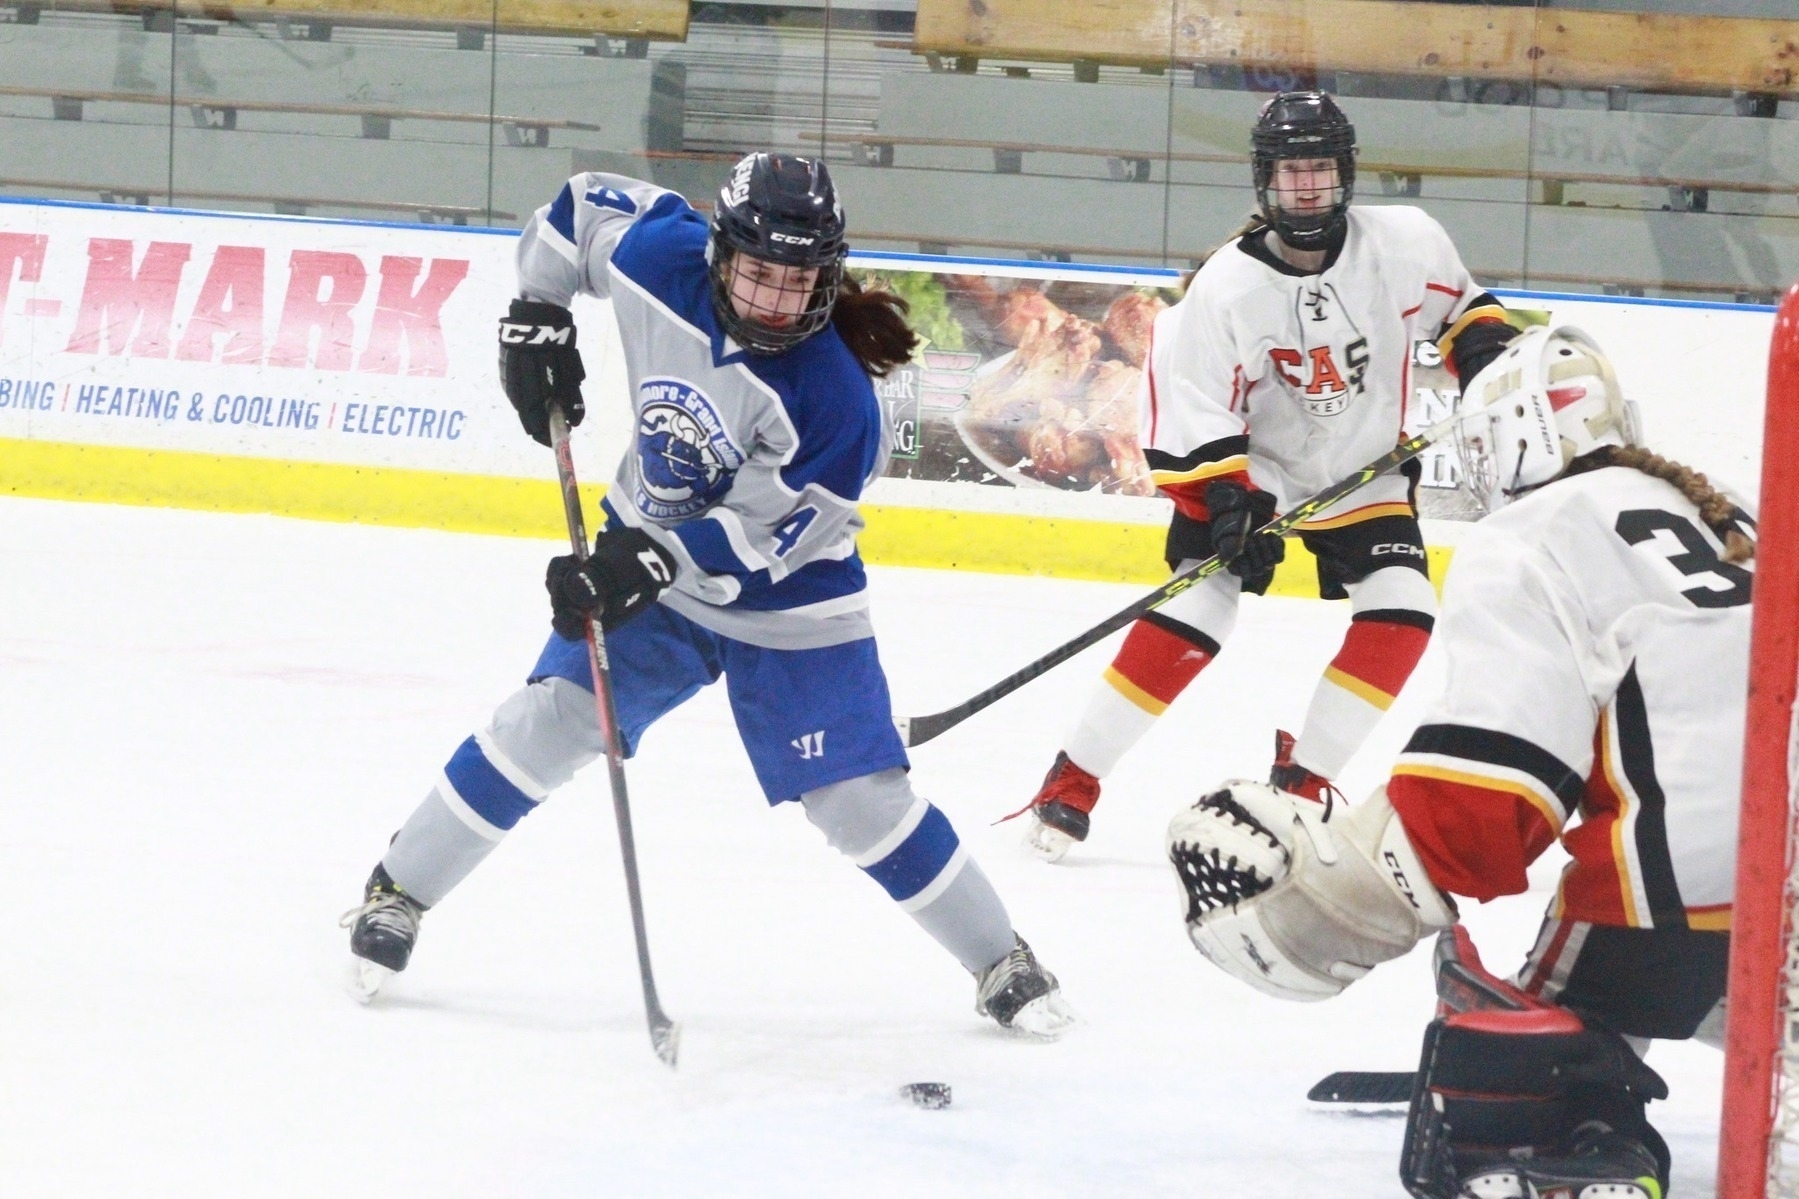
[1272,282,1370,417]
[634,377,746,520]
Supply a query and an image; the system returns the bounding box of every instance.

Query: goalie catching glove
[546,525,677,638]
[1166,781,1456,1000]
[499,298,587,446]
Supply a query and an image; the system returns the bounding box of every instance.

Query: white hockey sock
[1063,673,1164,778]
[1291,674,1385,781]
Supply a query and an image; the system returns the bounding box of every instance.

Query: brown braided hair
[1564,445,1755,563]
[1180,213,1272,295]
[831,274,919,378]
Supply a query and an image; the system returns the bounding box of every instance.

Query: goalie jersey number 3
[1617,509,1753,609]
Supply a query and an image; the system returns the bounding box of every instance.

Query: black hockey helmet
[1251,91,1357,250]
[708,152,848,354]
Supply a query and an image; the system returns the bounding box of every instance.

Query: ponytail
[1181,212,1270,295]
[1566,445,1755,563]
[831,275,919,378]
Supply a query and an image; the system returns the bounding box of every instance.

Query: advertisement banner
[0,199,638,491]
[0,197,1774,580]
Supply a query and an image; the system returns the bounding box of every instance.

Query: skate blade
[1021,819,1075,864]
[1005,990,1080,1040]
[346,958,394,1004]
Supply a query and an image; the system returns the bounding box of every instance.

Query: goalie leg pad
[1166,782,1455,1001]
[1402,1007,1671,1199]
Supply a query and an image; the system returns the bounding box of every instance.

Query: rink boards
[0,197,1775,593]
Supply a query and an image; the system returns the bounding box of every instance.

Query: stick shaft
[549,409,679,1067]
[900,416,1462,748]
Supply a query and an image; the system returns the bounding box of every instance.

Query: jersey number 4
[585,187,638,215]
[1616,508,1754,608]
[772,506,818,558]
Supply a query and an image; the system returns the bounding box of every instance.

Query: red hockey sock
[1103,616,1219,715]
[1322,616,1431,710]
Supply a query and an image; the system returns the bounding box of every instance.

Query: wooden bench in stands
[838,131,1799,210]
[23,0,688,44]
[0,173,513,223]
[908,0,1799,99]
[0,84,601,148]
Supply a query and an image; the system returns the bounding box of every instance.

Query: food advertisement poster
[857,264,1550,523]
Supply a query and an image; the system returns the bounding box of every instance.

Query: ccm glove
[546,526,677,638]
[1205,479,1285,588]
[499,299,586,446]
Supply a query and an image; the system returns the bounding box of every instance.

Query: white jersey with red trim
[1386,465,1754,932]
[1142,204,1489,526]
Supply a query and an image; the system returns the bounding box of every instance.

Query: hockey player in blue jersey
[341,153,1076,1037]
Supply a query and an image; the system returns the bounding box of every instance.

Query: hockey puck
[899,1082,951,1110]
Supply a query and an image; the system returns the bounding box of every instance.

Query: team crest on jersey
[1272,283,1370,417]
[634,378,745,520]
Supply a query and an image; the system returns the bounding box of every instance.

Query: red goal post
[1721,281,1799,1199]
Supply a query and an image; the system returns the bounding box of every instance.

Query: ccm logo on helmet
[1371,543,1426,558]
[769,231,816,245]
[498,322,571,346]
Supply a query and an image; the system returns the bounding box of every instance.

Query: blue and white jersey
[516,173,892,651]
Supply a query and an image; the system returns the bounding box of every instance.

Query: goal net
[1721,282,1799,1199]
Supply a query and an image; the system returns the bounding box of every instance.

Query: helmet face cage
[1452,325,1639,512]
[1251,91,1357,250]
[708,153,848,355]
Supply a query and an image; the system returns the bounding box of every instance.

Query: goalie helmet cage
[1721,281,1799,1199]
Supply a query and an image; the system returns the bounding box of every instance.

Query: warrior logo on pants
[634,377,745,519]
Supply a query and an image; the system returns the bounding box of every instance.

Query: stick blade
[1306,1070,1415,1105]
[650,1017,681,1069]
[901,710,955,748]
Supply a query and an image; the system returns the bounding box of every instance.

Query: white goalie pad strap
[1166,782,1455,1002]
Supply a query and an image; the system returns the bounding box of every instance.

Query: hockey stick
[1306,928,1540,1106]
[896,406,1484,748]
[550,408,681,1069]
[1307,1071,1416,1106]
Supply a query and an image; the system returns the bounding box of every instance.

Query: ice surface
[0,497,1723,1197]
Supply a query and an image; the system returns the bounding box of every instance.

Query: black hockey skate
[1017,752,1101,863]
[1456,1122,1665,1199]
[340,862,428,1003]
[974,935,1078,1039]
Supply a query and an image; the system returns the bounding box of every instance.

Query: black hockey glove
[546,526,677,638]
[1205,479,1285,588]
[499,299,586,447]
[1447,318,1517,391]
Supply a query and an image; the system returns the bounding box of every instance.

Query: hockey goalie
[1166,327,1754,1199]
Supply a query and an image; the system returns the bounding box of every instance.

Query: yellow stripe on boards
[0,437,582,539]
[0,437,1456,590]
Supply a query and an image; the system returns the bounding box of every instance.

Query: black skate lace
[1168,793,1285,924]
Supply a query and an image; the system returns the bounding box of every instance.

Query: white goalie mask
[1453,325,1642,512]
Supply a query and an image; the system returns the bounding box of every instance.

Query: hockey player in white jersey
[341,153,1074,1037]
[1167,326,1754,1197]
[1017,91,1518,861]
